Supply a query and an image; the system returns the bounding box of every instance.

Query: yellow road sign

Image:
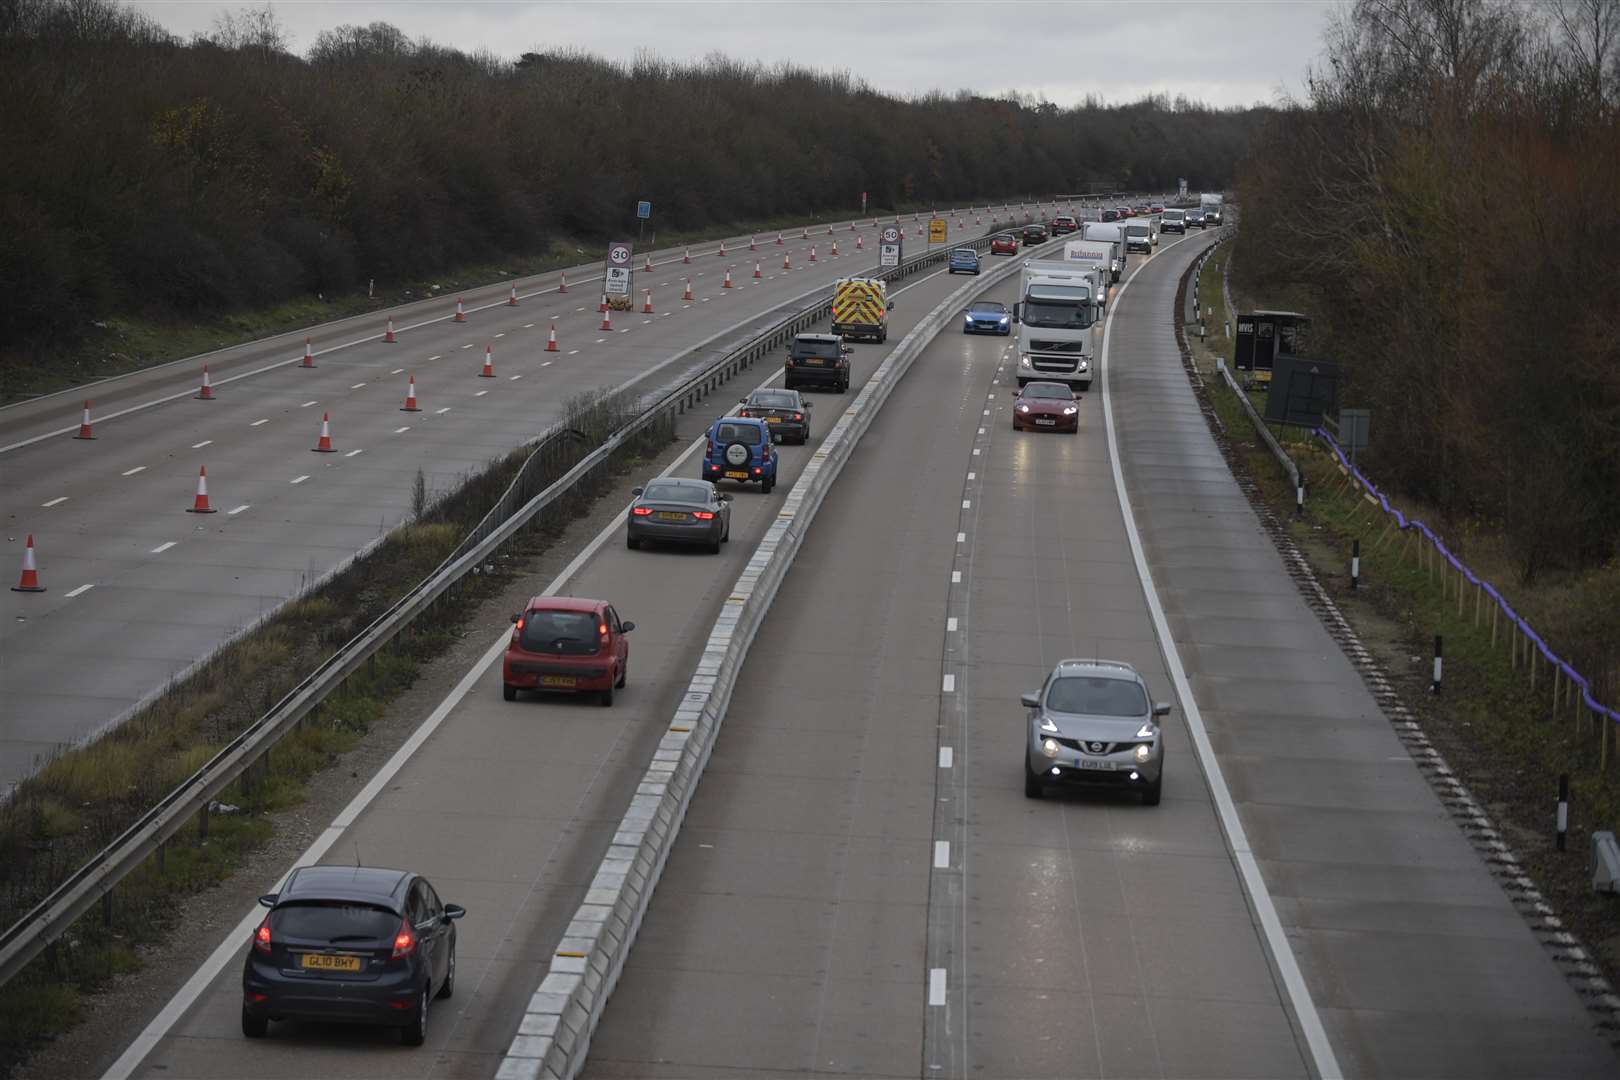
[928,218,947,244]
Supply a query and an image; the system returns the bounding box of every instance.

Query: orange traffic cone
[682,279,694,300]
[776,233,784,245]
[479,345,496,376]
[809,246,817,263]
[402,375,421,411]
[827,225,834,235]
[73,400,95,440]
[783,252,792,270]
[683,247,691,264]
[312,411,336,453]
[196,366,215,400]
[508,284,519,306]
[383,318,397,343]
[723,268,734,288]
[856,234,864,250]
[558,271,569,294]
[801,226,809,239]
[601,309,613,332]
[831,240,840,257]
[849,221,856,231]
[915,223,923,237]
[749,236,758,251]
[546,322,559,351]
[643,289,654,314]
[643,253,653,271]
[454,297,467,323]
[599,293,609,313]
[718,240,727,257]
[187,466,216,513]
[752,261,762,279]
[11,534,44,592]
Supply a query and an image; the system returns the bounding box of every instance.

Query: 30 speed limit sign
[606,241,633,295]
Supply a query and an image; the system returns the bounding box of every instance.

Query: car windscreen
[750,389,797,408]
[1023,384,1071,399]
[716,422,762,444]
[1045,676,1148,717]
[1022,287,1096,329]
[272,901,398,942]
[643,482,707,504]
[967,302,1006,315]
[519,609,601,654]
[1163,210,1183,219]
[793,340,840,360]
[1126,226,1150,237]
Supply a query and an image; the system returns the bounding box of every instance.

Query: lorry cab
[1012,260,1099,392]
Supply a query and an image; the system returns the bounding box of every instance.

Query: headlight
[1135,723,1156,739]
[1062,406,1078,415]
[1041,738,1060,758]
[1077,360,1089,371]
[1134,743,1152,763]
[998,315,1009,323]
[1019,355,1033,368]
[1017,404,1030,414]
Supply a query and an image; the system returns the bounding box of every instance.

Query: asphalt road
[104,236,1058,1080]
[0,200,1065,790]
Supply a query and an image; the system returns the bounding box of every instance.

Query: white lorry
[1012,259,1100,392]
[1079,221,1126,282]
[1059,240,1113,314]
[1200,192,1224,225]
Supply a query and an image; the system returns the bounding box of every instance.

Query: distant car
[1022,223,1049,245]
[242,865,466,1046]
[784,332,851,393]
[990,233,1019,255]
[739,386,812,444]
[1100,208,1120,223]
[1012,381,1082,431]
[948,247,981,275]
[1186,209,1207,228]
[1134,205,1151,216]
[503,596,634,704]
[963,300,1012,335]
[1160,209,1186,234]
[627,478,731,553]
[1023,658,1171,804]
[1151,205,1164,214]
[703,416,779,491]
[1051,215,1079,235]
[1119,206,1136,218]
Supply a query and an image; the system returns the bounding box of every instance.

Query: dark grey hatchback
[242,865,465,1046]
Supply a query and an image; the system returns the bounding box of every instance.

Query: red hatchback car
[989,233,1019,255]
[503,597,634,706]
[1012,381,1081,433]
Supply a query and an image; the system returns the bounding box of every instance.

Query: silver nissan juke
[1023,658,1171,805]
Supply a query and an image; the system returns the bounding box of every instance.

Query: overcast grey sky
[130,0,1336,108]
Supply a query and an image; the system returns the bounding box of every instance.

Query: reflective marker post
[1432,634,1444,694]
[1556,773,1569,852]
[1351,539,1360,590]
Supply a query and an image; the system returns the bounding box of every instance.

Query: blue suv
[948,247,981,275]
[703,416,779,493]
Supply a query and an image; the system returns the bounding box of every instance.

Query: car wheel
[242,1005,268,1039]
[504,683,519,702]
[1142,771,1163,807]
[401,987,427,1046]
[615,664,626,689]
[626,534,641,550]
[722,519,731,542]
[600,683,614,707]
[762,475,775,495]
[1024,759,1043,799]
[436,940,456,1000]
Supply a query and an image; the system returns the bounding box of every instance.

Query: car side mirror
[258,894,278,908]
[510,613,521,624]
[842,345,854,354]
[1153,702,1172,717]
[620,621,636,633]
[719,493,732,502]
[1020,692,1040,709]
[442,903,467,921]
[804,400,813,408]
[1010,302,1021,322]
[739,397,748,404]
[631,487,644,496]
[886,301,895,311]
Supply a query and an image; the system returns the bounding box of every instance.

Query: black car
[1100,208,1121,223]
[1022,223,1049,245]
[243,866,465,1045]
[1185,209,1207,228]
[785,332,851,392]
[627,477,731,552]
[739,387,812,444]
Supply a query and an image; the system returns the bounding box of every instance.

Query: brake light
[631,507,653,516]
[254,917,272,955]
[793,413,802,421]
[785,358,795,368]
[739,409,750,417]
[391,918,416,960]
[693,511,715,520]
[599,623,609,637]
[752,467,762,475]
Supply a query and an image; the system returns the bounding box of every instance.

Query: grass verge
[0,387,674,1075]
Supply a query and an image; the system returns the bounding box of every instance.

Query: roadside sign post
[635,200,651,252]
[879,226,902,268]
[861,190,868,213]
[1340,408,1370,470]
[605,241,634,309]
[927,218,947,248]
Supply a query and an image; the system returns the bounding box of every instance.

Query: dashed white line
[42,496,68,507]
[300,401,317,408]
[972,448,981,455]
[435,407,451,414]
[345,449,364,458]
[350,382,367,390]
[494,332,505,339]
[390,368,404,375]
[461,343,474,350]
[289,475,309,485]
[928,968,947,1006]
[596,338,607,344]
[250,418,269,427]
[956,532,965,543]
[64,583,94,598]
[540,361,554,367]
[150,541,177,554]
[227,504,251,516]
[961,499,971,509]
[946,616,958,632]
[428,355,442,361]
[951,570,961,583]
[941,674,956,693]
[191,440,212,449]
[523,323,535,329]
[934,841,950,869]
[121,466,146,476]
[509,374,523,381]
[939,747,954,768]
[394,426,411,434]
[475,390,489,397]
[567,349,580,356]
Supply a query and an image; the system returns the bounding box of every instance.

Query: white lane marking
[191,440,212,449]
[341,449,364,459]
[972,448,981,456]
[981,409,989,416]
[42,496,69,507]
[596,338,607,343]
[494,332,505,339]
[939,747,954,768]
[64,583,94,598]
[393,426,411,434]
[461,343,474,349]
[429,355,442,361]
[568,350,580,356]
[436,407,452,414]
[928,968,947,1006]
[643,319,652,325]
[121,466,146,476]
[934,841,951,869]
[977,427,985,434]
[523,324,535,329]
[300,400,317,408]
[946,617,958,632]
[540,361,554,368]
[1098,235,1342,1079]
[966,472,975,480]
[987,394,995,400]
[956,532,965,543]
[509,374,522,381]
[150,541,177,554]
[227,504,251,515]
[474,390,489,397]
[961,499,971,509]
[289,475,309,485]
[250,418,269,427]
[575,306,585,312]
[350,382,367,390]
[951,570,961,583]
[391,368,404,375]
[941,674,956,693]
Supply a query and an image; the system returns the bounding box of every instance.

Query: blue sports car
[963,300,1012,335]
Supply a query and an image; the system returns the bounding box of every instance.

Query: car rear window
[643,481,706,504]
[751,389,796,408]
[792,341,840,360]
[1045,676,1147,717]
[272,901,398,942]
[519,609,601,654]
[951,249,976,258]
[716,421,762,445]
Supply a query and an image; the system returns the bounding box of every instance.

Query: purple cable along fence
[1314,427,1620,737]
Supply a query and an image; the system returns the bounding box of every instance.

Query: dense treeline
[0,0,1263,350]
[1235,0,1620,579]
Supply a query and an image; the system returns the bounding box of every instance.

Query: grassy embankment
[1185,239,1620,982]
[0,388,673,1072]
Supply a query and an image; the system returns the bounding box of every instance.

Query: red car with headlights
[503,597,633,706]
[989,233,1019,255]
[1012,381,1081,433]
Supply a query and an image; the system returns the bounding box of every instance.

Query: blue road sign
[636,200,652,219]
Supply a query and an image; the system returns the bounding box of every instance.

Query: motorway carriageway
[102,227,1075,1080]
[0,200,1059,790]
